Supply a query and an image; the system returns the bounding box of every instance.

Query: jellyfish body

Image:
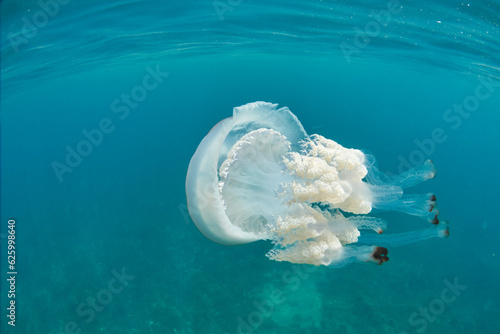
[186,102,448,267]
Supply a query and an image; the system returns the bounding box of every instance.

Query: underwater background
[1,0,499,333]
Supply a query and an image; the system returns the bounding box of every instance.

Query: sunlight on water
[1,0,499,96]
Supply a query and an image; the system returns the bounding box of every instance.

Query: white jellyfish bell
[186,102,448,267]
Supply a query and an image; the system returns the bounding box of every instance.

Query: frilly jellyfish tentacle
[373,193,440,223]
[364,155,437,188]
[186,102,449,267]
[363,156,441,223]
[358,220,450,247]
[346,216,387,234]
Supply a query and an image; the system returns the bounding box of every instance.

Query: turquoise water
[1,0,500,333]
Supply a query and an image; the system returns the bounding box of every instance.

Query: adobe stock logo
[225,264,318,334]
[340,0,403,63]
[7,0,70,53]
[49,267,135,334]
[396,75,500,174]
[399,277,467,334]
[51,64,169,182]
[212,0,244,21]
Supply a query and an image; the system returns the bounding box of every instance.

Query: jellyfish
[186,102,448,267]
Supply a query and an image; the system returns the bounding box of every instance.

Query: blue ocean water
[1,0,499,333]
